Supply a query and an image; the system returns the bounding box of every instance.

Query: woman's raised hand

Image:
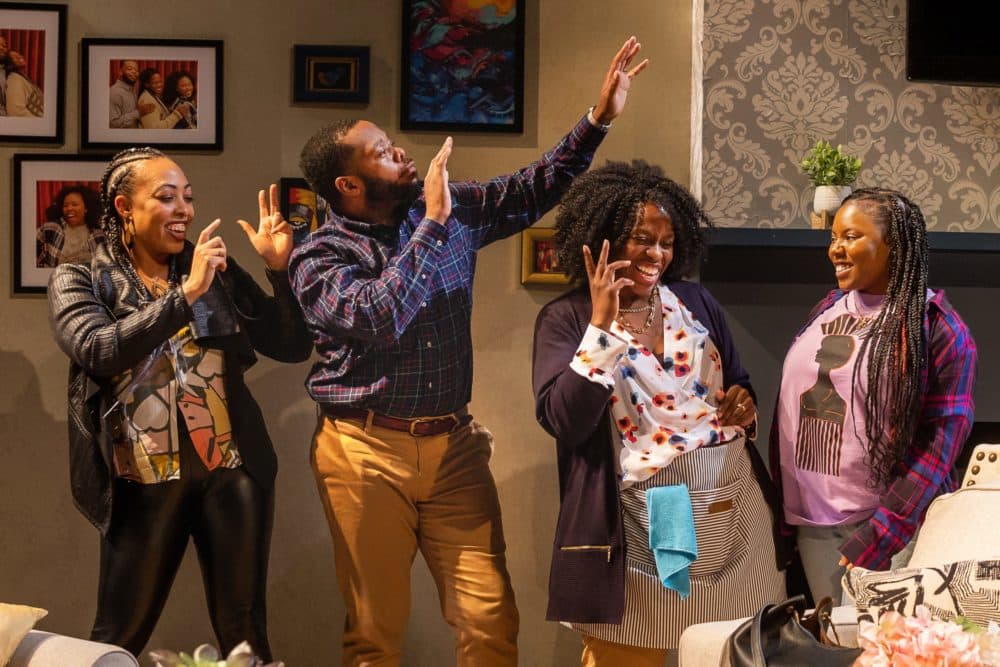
[237,183,294,271]
[182,218,227,305]
[584,239,632,331]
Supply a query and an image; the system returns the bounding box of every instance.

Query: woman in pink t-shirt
[770,188,977,602]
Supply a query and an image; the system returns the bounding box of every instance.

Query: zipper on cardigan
[559,545,612,562]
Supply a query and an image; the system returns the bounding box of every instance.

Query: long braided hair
[844,187,929,488]
[554,160,713,284]
[98,147,172,290]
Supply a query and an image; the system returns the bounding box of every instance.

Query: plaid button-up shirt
[770,288,977,570]
[289,113,605,418]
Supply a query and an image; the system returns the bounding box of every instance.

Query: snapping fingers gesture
[585,239,633,331]
[236,183,294,271]
[182,219,227,305]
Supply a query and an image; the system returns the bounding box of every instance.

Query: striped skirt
[572,434,786,648]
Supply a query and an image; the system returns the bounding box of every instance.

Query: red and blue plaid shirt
[769,288,977,570]
[289,113,606,418]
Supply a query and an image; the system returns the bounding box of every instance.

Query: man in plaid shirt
[289,38,648,666]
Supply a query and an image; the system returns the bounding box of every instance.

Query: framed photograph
[12,154,111,295]
[278,177,329,245]
[293,45,369,103]
[0,3,67,144]
[521,227,569,286]
[81,38,223,150]
[401,0,524,133]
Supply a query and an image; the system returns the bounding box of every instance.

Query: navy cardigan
[531,281,784,624]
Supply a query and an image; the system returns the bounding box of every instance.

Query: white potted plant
[800,140,862,219]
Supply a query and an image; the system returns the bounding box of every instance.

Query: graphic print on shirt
[111,326,239,483]
[795,313,867,476]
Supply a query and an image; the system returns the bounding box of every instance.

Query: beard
[361,174,422,222]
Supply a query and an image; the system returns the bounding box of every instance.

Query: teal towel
[646,484,697,599]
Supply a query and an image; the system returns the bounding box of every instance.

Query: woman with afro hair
[532,160,786,665]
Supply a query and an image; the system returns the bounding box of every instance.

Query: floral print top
[569,285,741,485]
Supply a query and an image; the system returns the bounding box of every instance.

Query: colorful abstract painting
[401,0,524,132]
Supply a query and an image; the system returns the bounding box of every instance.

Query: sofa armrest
[9,630,139,667]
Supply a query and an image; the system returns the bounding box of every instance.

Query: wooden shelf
[700,228,1000,286]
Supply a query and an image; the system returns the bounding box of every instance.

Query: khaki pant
[311,414,518,667]
[580,635,672,666]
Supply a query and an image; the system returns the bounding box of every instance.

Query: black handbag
[726,595,862,667]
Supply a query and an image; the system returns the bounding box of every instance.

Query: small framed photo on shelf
[401,0,524,133]
[278,177,329,245]
[81,38,223,150]
[0,2,67,144]
[521,227,570,286]
[293,45,369,103]
[12,153,111,295]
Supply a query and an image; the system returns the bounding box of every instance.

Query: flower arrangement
[149,641,284,667]
[854,606,1000,667]
[800,140,862,186]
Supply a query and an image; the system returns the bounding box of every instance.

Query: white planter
[813,185,852,216]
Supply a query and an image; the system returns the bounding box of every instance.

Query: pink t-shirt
[777,291,885,526]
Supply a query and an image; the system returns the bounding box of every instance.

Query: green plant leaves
[800,140,862,186]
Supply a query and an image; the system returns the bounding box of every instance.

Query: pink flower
[854,606,986,667]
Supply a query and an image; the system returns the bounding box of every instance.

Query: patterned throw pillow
[844,559,1000,627]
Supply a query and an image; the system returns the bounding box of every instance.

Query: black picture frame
[400,0,524,133]
[0,2,67,144]
[12,153,111,295]
[278,177,329,245]
[81,38,223,150]
[293,45,370,103]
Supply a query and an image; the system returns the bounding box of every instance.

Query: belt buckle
[408,414,458,436]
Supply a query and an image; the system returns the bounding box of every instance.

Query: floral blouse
[569,285,741,485]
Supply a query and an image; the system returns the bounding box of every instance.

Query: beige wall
[0,1,693,664]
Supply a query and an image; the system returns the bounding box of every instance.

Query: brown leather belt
[320,404,471,436]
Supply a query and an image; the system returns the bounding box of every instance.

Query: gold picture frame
[521,227,570,286]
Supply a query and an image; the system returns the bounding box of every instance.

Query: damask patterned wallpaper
[692,0,1000,231]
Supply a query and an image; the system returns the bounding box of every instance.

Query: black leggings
[90,434,274,660]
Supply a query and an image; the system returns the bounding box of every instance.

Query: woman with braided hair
[771,187,977,602]
[47,147,312,659]
[532,160,785,665]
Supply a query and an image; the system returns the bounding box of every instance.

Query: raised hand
[584,239,633,331]
[592,36,649,125]
[715,386,756,428]
[236,183,294,271]
[182,219,227,305]
[424,137,453,224]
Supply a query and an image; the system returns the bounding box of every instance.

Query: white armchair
[9,630,138,667]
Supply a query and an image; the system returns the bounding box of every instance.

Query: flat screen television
[906,1,1000,87]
